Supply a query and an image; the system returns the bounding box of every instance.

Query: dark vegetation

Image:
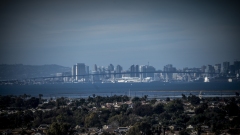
[0,94,240,135]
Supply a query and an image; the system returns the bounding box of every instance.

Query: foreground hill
[0,64,71,80]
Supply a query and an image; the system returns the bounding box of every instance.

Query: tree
[141,95,148,101]
[179,130,190,135]
[102,132,115,135]
[165,99,184,113]
[132,97,140,103]
[225,98,239,116]
[85,112,101,128]
[127,122,152,135]
[182,94,187,100]
[195,103,208,114]
[188,95,200,106]
[153,103,164,114]
[39,94,43,103]
[133,104,153,117]
[25,97,39,108]
[14,97,24,107]
[150,98,157,104]
[47,122,70,135]
[119,104,129,113]
[56,97,66,107]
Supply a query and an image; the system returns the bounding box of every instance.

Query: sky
[0,0,240,70]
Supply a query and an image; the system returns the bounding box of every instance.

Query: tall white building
[139,65,147,79]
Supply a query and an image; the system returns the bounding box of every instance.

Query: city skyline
[0,1,240,69]
[72,59,240,73]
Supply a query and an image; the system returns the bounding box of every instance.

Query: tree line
[0,94,240,135]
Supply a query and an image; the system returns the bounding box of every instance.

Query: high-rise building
[229,65,235,74]
[108,64,114,71]
[135,65,139,77]
[234,60,240,74]
[85,65,89,75]
[146,65,155,78]
[130,65,140,77]
[130,65,135,77]
[222,62,230,74]
[94,64,98,71]
[72,65,77,80]
[214,64,221,73]
[163,64,176,81]
[116,65,123,78]
[140,65,156,79]
[205,65,214,73]
[76,63,86,81]
[85,65,90,82]
[201,65,206,73]
[91,70,100,82]
[139,65,147,78]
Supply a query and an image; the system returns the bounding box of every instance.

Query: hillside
[0,64,71,80]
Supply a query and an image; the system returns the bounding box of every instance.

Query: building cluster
[1,60,239,85]
[68,60,240,83]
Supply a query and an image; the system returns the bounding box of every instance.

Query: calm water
[0,82,240,99]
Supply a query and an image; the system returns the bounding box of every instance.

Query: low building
[117,127,129,133]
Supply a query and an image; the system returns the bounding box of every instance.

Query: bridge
[0,71,221,84]
[33,71,219,79]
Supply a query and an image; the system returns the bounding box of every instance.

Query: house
[74,125,81,130]
[38,124,49,130]
[169,125,177,130]
[186,125,194,129]
[102,125,112,130]
[117,127,129,133]
[88,127,99,134]
[201,125,209,131]
[102,125,116,133]
[168,125,183,131]
[1,130,12,135]
[32,130,46,135]
[37,124,49,133]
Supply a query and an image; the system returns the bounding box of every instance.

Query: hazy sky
[0,1,240,70]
